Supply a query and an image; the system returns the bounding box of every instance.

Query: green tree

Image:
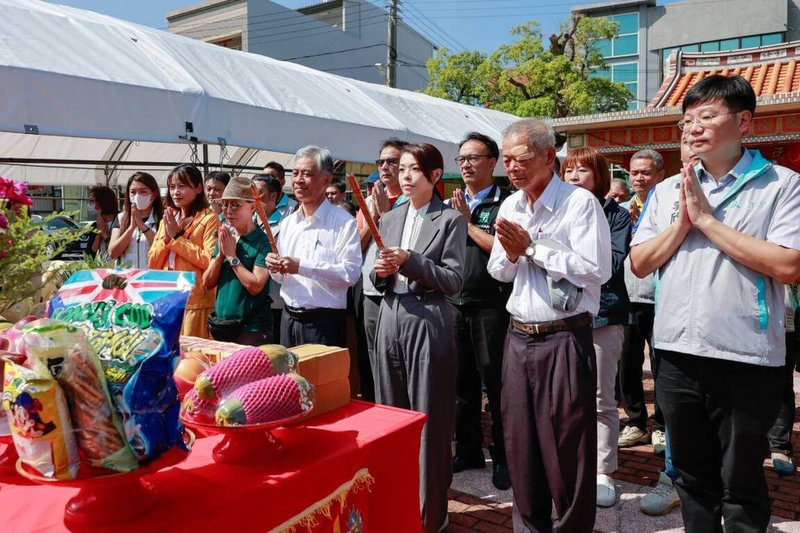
[424,15,632,118]
[0,210,88,319]
[423,49,488,106]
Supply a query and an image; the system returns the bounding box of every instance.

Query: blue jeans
[664,427,677,479]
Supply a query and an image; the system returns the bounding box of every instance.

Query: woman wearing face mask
[149,164,220,338]
[109,172,164,268]
[562,147,632,508]
[88,185,120,255]
[202,177,273,346]
[371,143,466,533]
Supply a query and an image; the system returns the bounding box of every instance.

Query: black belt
[284,305,345,320]
[387,290,439,298]
[511,312,591,336]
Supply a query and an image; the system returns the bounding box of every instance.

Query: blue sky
[45,0,581,54]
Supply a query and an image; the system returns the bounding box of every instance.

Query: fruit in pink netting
[181,388,217,425]
[194,345,298,401]
[215,373,314,426]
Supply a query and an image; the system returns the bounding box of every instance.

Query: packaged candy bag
[2,360,80,479]
[23,319,138,472]
[48,269,194,462]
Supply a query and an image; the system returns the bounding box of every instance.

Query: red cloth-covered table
[0,401,426,532]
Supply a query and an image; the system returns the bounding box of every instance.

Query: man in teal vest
[631,75,800,531]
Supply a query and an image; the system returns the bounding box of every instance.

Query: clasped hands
[677,162,713,231]
[164,208,193,240]
[374,247,411,278]
[218,226,238,258]
[266,253,300,275]
[495,218,532,263]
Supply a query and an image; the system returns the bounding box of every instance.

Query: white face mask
[87,203,98,217]
[130,193,152,211]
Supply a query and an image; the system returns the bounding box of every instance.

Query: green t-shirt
[213,228,272,332]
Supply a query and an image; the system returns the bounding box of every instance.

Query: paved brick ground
[448,369,800,531]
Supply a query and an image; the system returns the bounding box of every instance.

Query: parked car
[32,214,94,260]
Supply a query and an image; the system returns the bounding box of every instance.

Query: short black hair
[380,137,409,152]
[682,75,756,115]
[327,181,346,194]
[458,132,499,160]
[263,161,285,180]
[205,171,231,186]
[252,173,282,195]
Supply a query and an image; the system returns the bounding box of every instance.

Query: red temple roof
[650,41,800,108]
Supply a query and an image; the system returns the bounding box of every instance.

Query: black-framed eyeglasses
[375,158,399,167]
[455,154,492,166]
[220,201,252,212]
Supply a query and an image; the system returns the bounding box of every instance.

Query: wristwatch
[524,243,536,262]
[228,257,241,267]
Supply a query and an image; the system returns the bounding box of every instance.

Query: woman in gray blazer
[371,143,467,533]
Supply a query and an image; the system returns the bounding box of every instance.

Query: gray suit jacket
[371,194,466,295]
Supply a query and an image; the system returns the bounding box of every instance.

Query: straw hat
[221,176,256,201]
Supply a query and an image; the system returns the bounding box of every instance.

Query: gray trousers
[363,293,383,399]
[373,292,458,533]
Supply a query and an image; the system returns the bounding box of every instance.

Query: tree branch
[508,77,532,100]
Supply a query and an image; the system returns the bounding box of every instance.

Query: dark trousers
[619,303,664,431]
[453,303,508,464]
[657,350,782,533]
[237,329,272,347]
[271,309,282,345]
[349,280,374,401]
[502,325,597,533]
[280,308,346,348]
[768,331,799,454]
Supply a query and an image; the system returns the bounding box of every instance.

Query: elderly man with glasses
[488,118,612,531]
[266,145,361,348]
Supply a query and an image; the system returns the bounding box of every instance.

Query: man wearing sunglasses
[357,138,409,400]
[631,75,800,531]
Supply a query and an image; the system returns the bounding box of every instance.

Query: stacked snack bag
[0,269,194,479]
[181,345,315,426]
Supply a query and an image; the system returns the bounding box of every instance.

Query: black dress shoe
[452,454,485,473]
[492,463,511,490]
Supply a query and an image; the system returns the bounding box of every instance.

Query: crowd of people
[82,74,800,532]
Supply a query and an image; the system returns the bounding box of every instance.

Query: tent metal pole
[202,144,209,175]
[0,157,264,171]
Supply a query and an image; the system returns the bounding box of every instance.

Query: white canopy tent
[0,0,520,186]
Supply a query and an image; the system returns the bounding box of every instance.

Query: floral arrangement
[0,177,80,320]
[0,177,33,259]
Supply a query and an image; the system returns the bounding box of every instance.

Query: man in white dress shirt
[488,118,612,532]
[266,146,361,348]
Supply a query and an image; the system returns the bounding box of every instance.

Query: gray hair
[502,118,556,154]
[630,149,664,170]
[294,145,334,177]
[610,178,630,189]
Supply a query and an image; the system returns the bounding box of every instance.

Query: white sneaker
[618,425,650,447]
[651,429,666,456]
[640,471,680,516]
[597,473,616,507]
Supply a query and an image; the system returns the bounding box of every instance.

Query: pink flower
[0,177,32,207]
[0,212,7,231]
